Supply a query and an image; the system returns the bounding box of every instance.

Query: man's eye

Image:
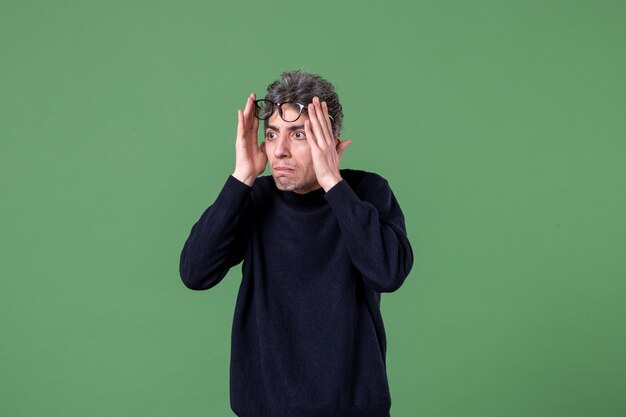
[265,132,277,140]
[293,132,307,140]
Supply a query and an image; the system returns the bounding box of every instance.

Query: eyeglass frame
[253,99,334,123]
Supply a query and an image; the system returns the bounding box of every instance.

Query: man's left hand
[304,96,352,192]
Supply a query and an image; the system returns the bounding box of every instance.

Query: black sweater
[179,169,413,417]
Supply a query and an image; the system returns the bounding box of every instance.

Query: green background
[2,0,625,416]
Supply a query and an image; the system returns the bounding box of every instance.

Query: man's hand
[304,96,352,191]
[232,93,267,186]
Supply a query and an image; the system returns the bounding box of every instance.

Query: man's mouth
[273,165,295,172]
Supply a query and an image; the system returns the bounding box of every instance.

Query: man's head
[263,70,343,137]
[257,70,344,194]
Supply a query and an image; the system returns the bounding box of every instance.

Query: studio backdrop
[1,1,625,416]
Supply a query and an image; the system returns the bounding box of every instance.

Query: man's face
[264,107,319,194]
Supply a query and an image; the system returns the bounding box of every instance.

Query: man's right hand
[232,93,267,187]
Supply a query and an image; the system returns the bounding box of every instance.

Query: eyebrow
[266,124,305,131]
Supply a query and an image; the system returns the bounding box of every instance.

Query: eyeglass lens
[254,100,305,122]
[278,103,304,122]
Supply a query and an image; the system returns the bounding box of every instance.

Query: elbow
[387,242,414,292]
[179,256,225,291]
[372,249,414,293]
[180,272,207,291]
[179,267,224,291]
[375,236,414,293]
[179,264,206,291]
[361,267,409,293]
[179,241,219,290]
[376,272,408,293]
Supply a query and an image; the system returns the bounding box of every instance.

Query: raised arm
[232,93,267,186]
[179,93,266,290]
[304,96,413,292]
[179,177,253,290]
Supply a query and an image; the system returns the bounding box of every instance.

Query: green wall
[2,1,625,416]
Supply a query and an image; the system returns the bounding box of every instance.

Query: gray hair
[264,70,343,137]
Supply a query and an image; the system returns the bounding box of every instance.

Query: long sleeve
[324,175,413,293]
[179,175,252,290]
[181,170,407,416]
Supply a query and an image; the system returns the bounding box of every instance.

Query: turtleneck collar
[276,184,327,207]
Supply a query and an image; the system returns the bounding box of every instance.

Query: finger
[252,109,259,134]
[312,97,333,145]
[243,93,255,126]
[237,109,244,139]
[307,101,328,147]
[243,94,252,115]
[306,103,319,144]
[304,120,319,150]
[320,100,334,140]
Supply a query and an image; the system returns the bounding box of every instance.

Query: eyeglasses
[254,99,334,123]
[253,99,305,122]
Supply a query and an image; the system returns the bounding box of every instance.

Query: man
[179,70,413,417]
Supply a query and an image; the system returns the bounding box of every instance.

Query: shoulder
[340,169,391,195]
[251,175,275,191]
[249,175,276,202]
[338,169,403,214]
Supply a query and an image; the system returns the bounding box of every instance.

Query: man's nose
[273,137,290,158]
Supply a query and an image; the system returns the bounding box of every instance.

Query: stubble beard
[273,174,317,193]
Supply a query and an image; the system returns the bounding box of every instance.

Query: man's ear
[336,138,352,161]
